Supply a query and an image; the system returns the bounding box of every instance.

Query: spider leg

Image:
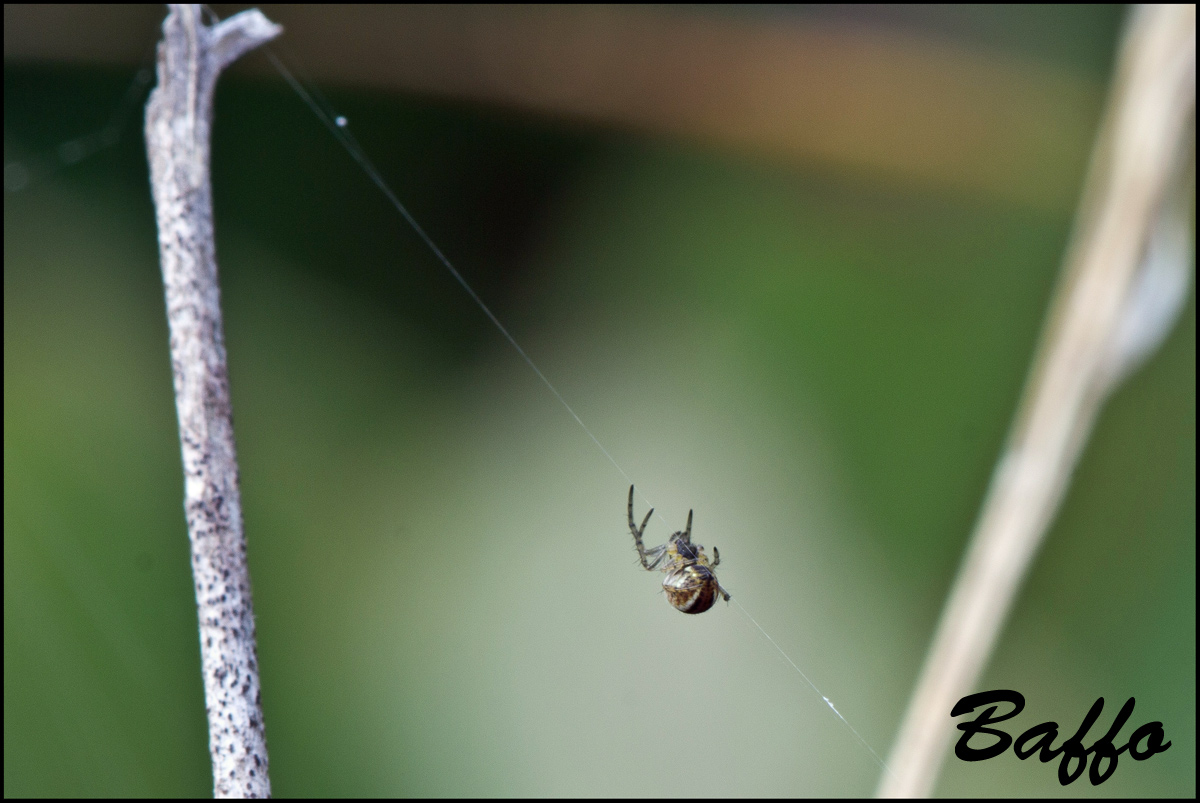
[628,485,659,570]
[642,544,669,570]
[711,545,720,568]
[681,509,693,544]
[628,486,650,535]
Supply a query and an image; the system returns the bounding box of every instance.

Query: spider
[627,485,730,614]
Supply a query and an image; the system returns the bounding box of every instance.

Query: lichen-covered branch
[144,5,281,798]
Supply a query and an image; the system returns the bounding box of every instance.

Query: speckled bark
[144,5,281,798]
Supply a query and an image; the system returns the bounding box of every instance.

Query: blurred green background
[4,5,1193,797]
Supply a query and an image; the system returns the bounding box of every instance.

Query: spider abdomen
[663,565,719,614]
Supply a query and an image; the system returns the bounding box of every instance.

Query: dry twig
[144,5,282,797]
[878,5,1195,796]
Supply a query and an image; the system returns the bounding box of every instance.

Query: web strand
[263,41,892,784]
[4,49,155,194]
[734,600,896,780]
[263,48,670,523]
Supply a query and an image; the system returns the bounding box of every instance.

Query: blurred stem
[878,4,1195,797]
[144,5,281,798]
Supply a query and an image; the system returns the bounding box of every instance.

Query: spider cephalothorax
[627,485,730,614]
